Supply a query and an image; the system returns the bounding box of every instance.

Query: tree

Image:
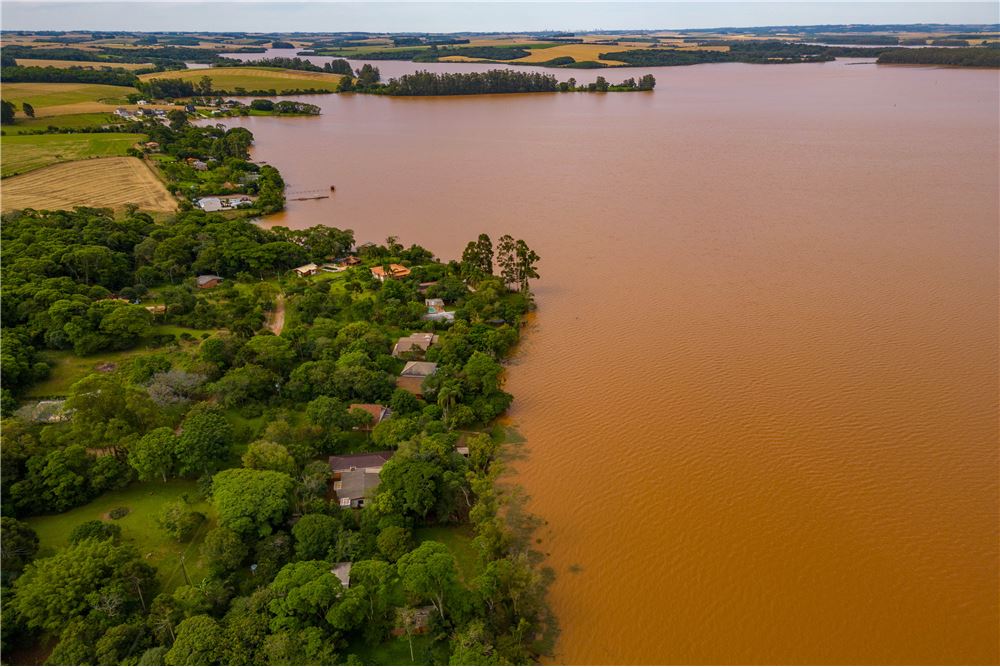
[0,100,15,124]
[175,405,232,475]
[128,427,176,482]
[240,335,295,375]
[514,239,540,293]
[376,525,412,562]
[396,541,459,619]
[495,234,517,288]
[242,440,297,475]
[267,560,344,630]
[0,517,39,578]
[201,527,248,576]
[13,539,154,633]
[21,101,34,118]
[156,500,206,541]
[212,468,293,537]
[164,615,223,665]
[292,513,341,560]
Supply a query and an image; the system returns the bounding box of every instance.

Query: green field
[139,66,343,93]
[2,112,121,135]
[1,132,144,177]
[1,82,136,112]
[26,480,216,592]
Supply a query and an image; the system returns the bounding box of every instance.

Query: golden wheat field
[1,157,177,212]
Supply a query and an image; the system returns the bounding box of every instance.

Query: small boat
[330,185,336,192]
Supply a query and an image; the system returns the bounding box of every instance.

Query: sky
[2,1,998,33]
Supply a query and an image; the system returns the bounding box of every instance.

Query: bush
[68,520,122,544]
[109,506,130,520]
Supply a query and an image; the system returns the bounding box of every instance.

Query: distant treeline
[810,34,900,45]
[0,65,140,86]
[876,47,1000,67]
[601,41,900,66]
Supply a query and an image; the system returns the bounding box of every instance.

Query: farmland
[1,156,177,212]
[1,81,136,115]
[138,66,344,92]
[0,111,119,134]
[15,58,154,70]
[0,132,144,177]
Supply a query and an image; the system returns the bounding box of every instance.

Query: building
[145,304,167,315]
[349,403,391,431]
[337,256,361,268]
[371,264,412,282]
[423,298,456,323]
[196,196,252,212]
[392,332,439,357]
[197,274,223,289]
[329,451,394,508]
[331,562,352,588]
[293,263,319,277]
[396,361,438,396]
[144,141,160,151]
[190,159,209,171]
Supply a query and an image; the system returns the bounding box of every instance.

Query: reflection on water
[216,58,999,664]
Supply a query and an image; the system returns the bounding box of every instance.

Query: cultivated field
[15,58,155,70]
[1,132,144,176]
[1,112,119,135]
[1,81,136,116]
[1,157,177,212]
[138,66,344,92]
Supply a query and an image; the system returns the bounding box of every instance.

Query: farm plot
[139,66,343,92]
[1,157,177,212]
[1,132,144,176]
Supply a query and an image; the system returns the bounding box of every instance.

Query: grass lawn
[26,480,216,592]
[26,347,159,398]
[2,112,121,135]
[138,67,343,93]
[0,132,144,177]
[347,635,439,666]
[1,82,137,112]
[414,524,481,584]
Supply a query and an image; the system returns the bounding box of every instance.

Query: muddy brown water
[215,58,999,664]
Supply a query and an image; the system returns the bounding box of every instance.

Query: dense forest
[876,46,1000,67]
[0,204,552,664]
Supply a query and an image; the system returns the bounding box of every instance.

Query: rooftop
[400,361,438,378]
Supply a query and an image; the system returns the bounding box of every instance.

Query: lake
[215,56,999,664]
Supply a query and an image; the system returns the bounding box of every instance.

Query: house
[336,256,361,268]
[145,304,167,315]
[390,606,436,637]
[293,263,319,277]
[114,107,131,118]
[189,159,209,171]
[136,99,148,106]
[329,451,394,508]
[331,562,352,588]
[196,197,224,211]
[392,333,438,357]
[423,298,456,323]
[144,141,160,151]
[197,274,223,289]
[396,361,438,396]
[371,264,411,282]
[349,403,391,431]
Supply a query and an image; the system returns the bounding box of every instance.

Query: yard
[26,480,217,592]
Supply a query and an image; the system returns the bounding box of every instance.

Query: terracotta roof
[349,403,390,426]
[371,264,412,279]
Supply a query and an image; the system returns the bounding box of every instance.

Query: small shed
[197,274,223,289]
